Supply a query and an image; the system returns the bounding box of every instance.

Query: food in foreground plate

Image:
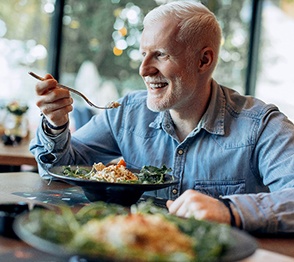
[80,213,195,261]
[18,201,232,262]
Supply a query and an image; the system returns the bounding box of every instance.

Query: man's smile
[149,82,168,90]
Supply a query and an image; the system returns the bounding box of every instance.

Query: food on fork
[107,101,121,108]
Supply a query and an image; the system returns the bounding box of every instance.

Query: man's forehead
[140,19,180,49]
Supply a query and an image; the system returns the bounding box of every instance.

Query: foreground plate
[47,166,178,206]
[14,212,257,262]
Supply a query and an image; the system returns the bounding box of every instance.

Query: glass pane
[0,0,53,132]
[59,0,158,111]
[59,0,251,114]
[256,0,294,121]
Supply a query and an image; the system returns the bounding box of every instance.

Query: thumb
[166,200,174,209]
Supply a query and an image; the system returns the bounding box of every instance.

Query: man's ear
[198,47,214,73]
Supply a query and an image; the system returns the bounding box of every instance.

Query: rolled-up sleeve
[29,121,71,178]
[227,188,294,233]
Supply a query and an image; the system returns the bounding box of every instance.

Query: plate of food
[13,201,257,262]
[47,160,178,206]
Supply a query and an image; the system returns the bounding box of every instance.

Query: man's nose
[139,57,158,77]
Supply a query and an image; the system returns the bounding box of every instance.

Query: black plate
[13,213,257,262]
[47,166,178,206]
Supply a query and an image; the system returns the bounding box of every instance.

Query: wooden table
[0,172,293,261]
[0,138,37,167]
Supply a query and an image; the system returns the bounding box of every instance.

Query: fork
[28,72,121,109]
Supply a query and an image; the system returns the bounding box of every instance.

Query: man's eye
[157,52,166,57]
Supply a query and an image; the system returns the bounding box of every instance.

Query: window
[1,0,294,134]
[0,0,53,131]
[59,0,252,113]
[255,0,294,121]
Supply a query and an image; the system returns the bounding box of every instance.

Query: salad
[61,160,172,184]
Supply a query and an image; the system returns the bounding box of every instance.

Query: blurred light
[18,0,28,7]
[0,57,9,76]
[231,31,245,47]
[89,38,100,51]
[231,52,241,61]
[25,54,36,64]
[0,20,7,37]
[111,0,120,3]
[126,9,139,24]
[113,8,122,18]
[119,27,127,36]
[116,39,127,50]
[30,44,47,60]
[113,47,123,56]
[126,35,136,46]
[63,15,72,26]
[222,0,232,6]
[220,50,231,62]
[129,60,140,69]
[129,49,141,61]
[221,37,225,46]
[112,31,121,41]
[155,0,171,4]
[64,4,72,14]
[113,18,124,30]
[44,3,55,14]
[70,20,80,29]
[26,39,36,48]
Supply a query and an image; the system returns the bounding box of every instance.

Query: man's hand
[35,74,73,131]
[166,189,241,227]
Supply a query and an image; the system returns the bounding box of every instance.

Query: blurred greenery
[1,0,294,123]
[0,0,251,95]
[0,0,51,69]
[60,0,250,94]
[61,0,158,93]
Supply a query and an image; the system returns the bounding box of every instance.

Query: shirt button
[172,188,178,195]
[177,149,184,155]
[166,124,170,129]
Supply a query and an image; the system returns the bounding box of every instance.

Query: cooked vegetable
[137,165,172,184]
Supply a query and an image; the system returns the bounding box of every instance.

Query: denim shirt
[30,79,294,233]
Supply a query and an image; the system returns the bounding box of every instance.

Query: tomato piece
[117,159,126,167]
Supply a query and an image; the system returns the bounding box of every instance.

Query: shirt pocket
[194,180,245,198]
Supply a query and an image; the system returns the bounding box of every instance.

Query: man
[30,1,294,233]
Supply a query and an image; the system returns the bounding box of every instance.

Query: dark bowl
[47,166,178,206]
[0,202,29,238]
[0,203,49,239]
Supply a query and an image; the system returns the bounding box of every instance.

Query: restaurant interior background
[0,0,294,142]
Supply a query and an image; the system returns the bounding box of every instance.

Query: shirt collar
[149,111,167,129]
[198,79,225,135]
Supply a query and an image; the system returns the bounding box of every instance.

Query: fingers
[36,88,73,111]
[167,190,199,217]
[166,199,173,208]
[167,190,231,224]
[41,101,73,126]
[35,74,56,95]
[34,74,73,127]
